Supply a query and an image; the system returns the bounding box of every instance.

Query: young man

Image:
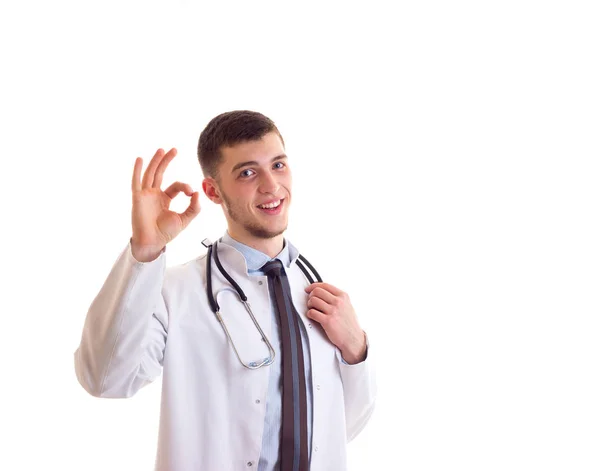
[74,110,376,471]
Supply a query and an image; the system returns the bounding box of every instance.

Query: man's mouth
[257,198,284,213]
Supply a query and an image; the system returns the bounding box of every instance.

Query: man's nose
[258,172,280,193]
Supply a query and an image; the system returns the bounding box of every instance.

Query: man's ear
[202,177,223,204]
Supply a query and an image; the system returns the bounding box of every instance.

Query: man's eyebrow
[231,154,288,174]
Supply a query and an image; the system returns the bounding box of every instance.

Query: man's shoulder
[164,251,208,283]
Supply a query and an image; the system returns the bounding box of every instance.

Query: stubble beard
[221,193,287,240]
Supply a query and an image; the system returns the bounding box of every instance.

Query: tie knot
[261,259,284,278]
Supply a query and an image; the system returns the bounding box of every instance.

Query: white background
[1,1,599,470]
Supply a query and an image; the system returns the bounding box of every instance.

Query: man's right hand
[130,148,201,262]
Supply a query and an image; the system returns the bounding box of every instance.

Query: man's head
[198,110,292,247]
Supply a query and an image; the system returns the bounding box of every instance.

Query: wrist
[340,331,367,365]
[130,238,165,263]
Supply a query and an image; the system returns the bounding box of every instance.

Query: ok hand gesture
[131,148,201,262]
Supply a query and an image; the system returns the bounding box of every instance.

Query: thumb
[179,191,201,226]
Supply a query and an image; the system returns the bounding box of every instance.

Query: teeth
[259,200,281,209]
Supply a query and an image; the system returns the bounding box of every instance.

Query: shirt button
[308,323,313,329]
[247,461,254,467]
[255,399,261,404]
[314,446,319,452]
[258,280,263,285]
[316,384,321,390]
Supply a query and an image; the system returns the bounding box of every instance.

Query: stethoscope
[202,238,322,370]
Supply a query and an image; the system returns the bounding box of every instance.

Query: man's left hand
[305,283,367,364]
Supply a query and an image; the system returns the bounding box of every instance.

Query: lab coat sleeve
[74,242,168,398]
[337,333,377,442]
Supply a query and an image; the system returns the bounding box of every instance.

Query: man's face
[206,131,292,241]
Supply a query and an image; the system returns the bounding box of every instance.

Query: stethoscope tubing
[204,240,322,370]
[206,240,321,314]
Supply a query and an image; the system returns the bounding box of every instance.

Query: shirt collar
[220,231,297,273]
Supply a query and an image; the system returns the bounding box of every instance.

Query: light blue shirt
[221,232,313,471]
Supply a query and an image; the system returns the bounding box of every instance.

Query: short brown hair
[197,110,285,179]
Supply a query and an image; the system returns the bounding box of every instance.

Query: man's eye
[273,162,285,169]
[240,169,254,178]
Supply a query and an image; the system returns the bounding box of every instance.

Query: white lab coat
[74,240,376,471]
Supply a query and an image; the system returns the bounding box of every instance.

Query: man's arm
[305,283,377,441]
[74,242,168,398]
[75,147,201,397]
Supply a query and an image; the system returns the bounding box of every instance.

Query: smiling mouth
[256,198,285,214]
[257,199,283,209]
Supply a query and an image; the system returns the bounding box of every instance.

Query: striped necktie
[261,259,309,471]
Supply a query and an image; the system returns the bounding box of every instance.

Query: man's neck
[226,229,285,259]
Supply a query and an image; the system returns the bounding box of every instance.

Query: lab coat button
[314,446,319,452]
[316,384,320,390]
[255,399,260,404]
[308,323,312,329]
[258,280,263,285]
[247,461,254,466]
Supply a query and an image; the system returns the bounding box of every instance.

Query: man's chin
[246,223,287,240]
